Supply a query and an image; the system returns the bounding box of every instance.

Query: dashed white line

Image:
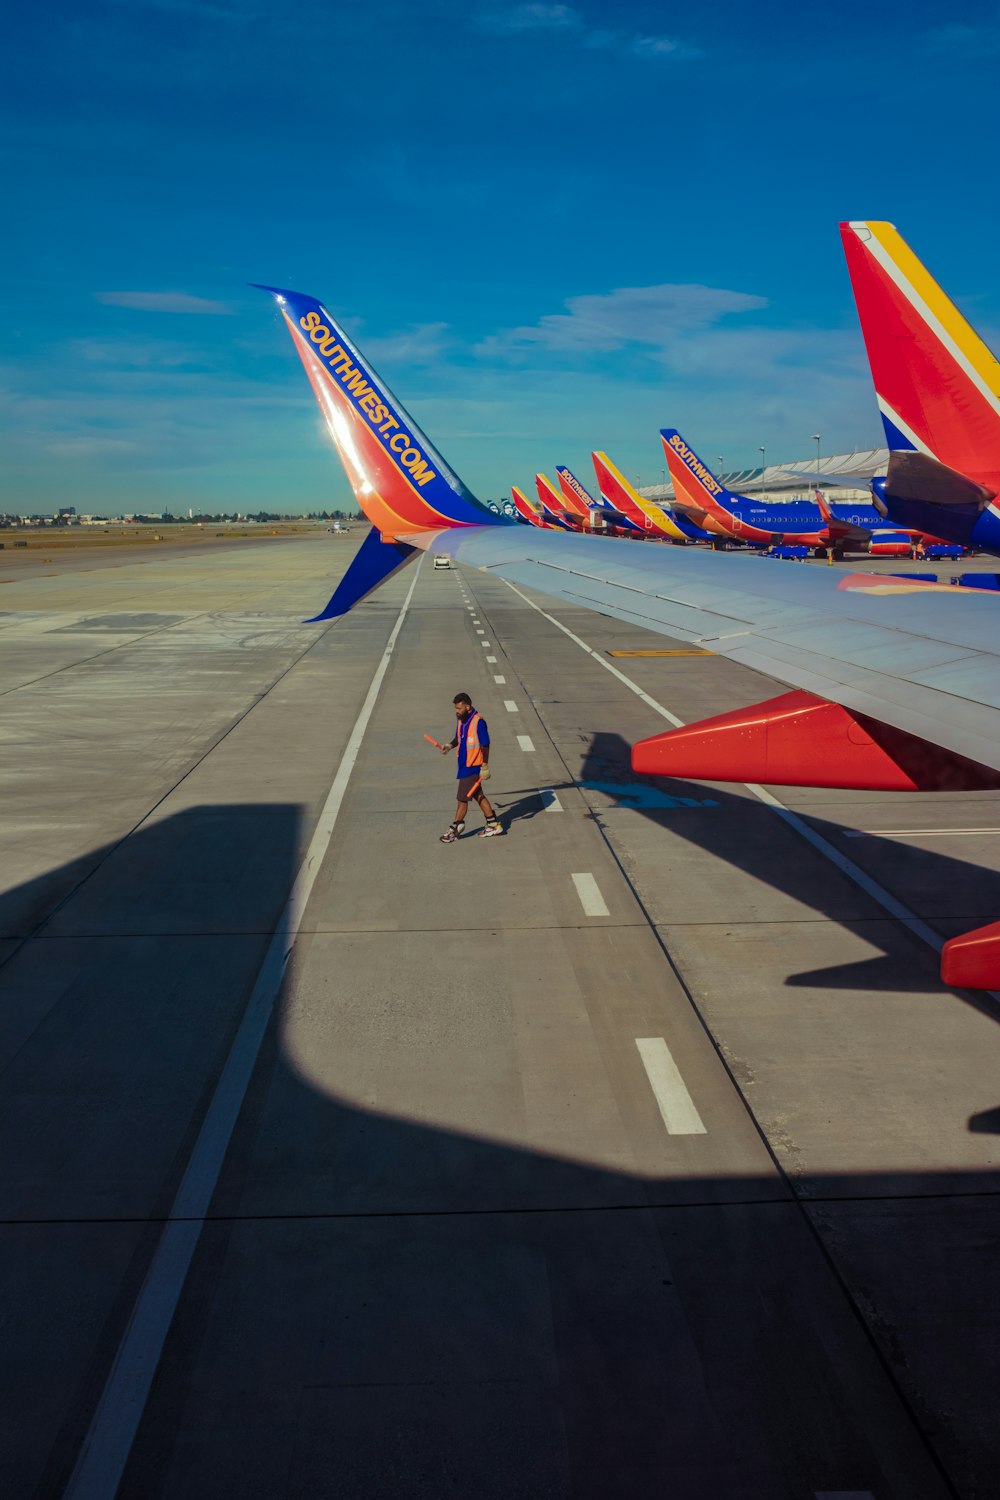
[63,558,426,1500]
[476,629,485,634]
[502,580,947,966]
[517,734,535,752]
[504,700,519,713]
[481,641,491,648]
[540,787,563,812]
[635,1037,706,1135]
[493,675,506,684]
[486,656,497,663]
[572,872,609,917]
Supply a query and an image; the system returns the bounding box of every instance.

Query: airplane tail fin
[591,451,641,513]
[254,284,504,538]
[534,473,574,524]
[660,429,739,514]
[511,484,546,526]
[592,451,691,540]
[839,222,1000,483]
[556,465,598,514]
[540,471,583,519]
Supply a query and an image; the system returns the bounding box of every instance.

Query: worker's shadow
[497,789,553,825]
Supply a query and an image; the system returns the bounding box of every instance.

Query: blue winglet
[306,527,418,623]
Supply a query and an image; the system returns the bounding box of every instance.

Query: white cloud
[45,435,141,457]
[477,283,767,359]
[480,2,579,32]
[355,322,452,367]
[95,291,234,315]
[922,17,1000,57]
[476,4,699,59]
[68,338,204,369]
[629,34,701,60]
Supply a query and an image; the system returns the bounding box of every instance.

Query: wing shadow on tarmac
[0,803,997,1498]
[504,729,1000,1019]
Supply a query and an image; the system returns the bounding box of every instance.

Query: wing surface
[419,524,1000,773]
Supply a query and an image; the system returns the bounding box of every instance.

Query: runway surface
[1,533,998,1498]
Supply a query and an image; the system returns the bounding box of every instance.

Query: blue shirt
[456,710,489,778]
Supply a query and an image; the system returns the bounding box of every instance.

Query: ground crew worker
[439,693,504,841]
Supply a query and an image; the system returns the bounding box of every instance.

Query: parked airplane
[556,464,641,536]
[257,279,1000,988]
[592,451,712,542]
[663,429,912,555]
[533,473,583,530]
[840,220,1000,554]
[537,472,587,525]
[510,485,553,528]
[557,465,604,516]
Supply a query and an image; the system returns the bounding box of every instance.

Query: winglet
[255,284,506,536]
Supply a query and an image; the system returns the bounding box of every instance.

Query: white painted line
[635,1037,706,1135]
[476,628,485,634]
[540,787,563,812]
[472,617,480,623]
[843,828,1000,839]
[63,561,425,1500]
[503,581,684,727]
[486,656,497,663]
[493,674,506,684]
[481,641,491,648]
[517,734,535,752]
[502,580,948,966]
[572,872,610,917]
[504,700,519,713]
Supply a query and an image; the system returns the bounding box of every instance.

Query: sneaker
[440,821,465,843]
[479,820,505,837]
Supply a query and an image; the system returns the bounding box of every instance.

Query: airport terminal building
[641,447,888,505]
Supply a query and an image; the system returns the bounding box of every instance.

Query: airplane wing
[424,524,1000,775]
[258,279,1000,987]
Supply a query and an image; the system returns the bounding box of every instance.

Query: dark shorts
[457,772,484,798]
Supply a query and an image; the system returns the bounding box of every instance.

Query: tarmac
[1,531,998,1498]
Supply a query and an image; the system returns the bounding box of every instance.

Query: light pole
[717,455,724,480]
[758,446,766,493]
[811,432,821,481]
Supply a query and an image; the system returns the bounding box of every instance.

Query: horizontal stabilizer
[885,449,996,509]
[305,527,417,622]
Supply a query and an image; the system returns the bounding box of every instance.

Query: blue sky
[4,0,1000,513]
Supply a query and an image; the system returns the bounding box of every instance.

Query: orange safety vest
[463,711,485,767]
